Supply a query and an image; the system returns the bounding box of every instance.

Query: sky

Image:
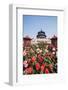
[23,15,57,38]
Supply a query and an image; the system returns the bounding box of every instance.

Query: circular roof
[37,29,46,38]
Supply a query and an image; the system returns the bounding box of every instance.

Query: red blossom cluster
[23,43,57,75]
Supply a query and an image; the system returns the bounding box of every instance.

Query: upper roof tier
[37,29,46,38]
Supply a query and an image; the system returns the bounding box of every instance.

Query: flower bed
[23,42,57,75]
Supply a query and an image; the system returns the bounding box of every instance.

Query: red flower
[37,54,44,63]
[31,56,36,63]
[35,63,40,71]
[26,67,33,74]
[41,65,44,72]
[45,68,49,74]
[40,57,44,63]
[41,64,46,72]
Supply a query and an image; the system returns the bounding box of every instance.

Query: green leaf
[44,58,51,64]
[23,56,26,61]
[33,69,37,74]
[43,50,46,55]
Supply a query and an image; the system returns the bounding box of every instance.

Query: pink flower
[23,50,27,56]
[49,64,53,71]
[39,49,42,53]
[23,60,28,68]
[25,67,33,74]
[52,47,56,51]
[52,52,55,55]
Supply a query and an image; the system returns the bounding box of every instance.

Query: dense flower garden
[23,42,57,75]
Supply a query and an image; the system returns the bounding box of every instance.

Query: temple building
[36,30,46,38]
[31,29,51,44]
[23,29,57,47]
